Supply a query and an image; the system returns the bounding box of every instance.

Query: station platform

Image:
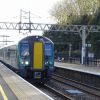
[0,62,53,100]
[54,62,100,76]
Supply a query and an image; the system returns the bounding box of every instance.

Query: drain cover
[66,89,83,95]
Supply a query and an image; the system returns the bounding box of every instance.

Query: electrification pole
[29,11,31,33]
[19,10,31,34]
[0,35,9,46]
[79,26,89,64]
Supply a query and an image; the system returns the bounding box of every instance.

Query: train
[0,35,54,83]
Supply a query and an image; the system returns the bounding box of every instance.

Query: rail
[52,73,100,99]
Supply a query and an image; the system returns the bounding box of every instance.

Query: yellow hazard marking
[0,85,8,100]
[33,42,43,69]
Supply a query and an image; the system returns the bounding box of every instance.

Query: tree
[44,0,100,59]
[76,0,99,15]
[50,0,100,25]
[43,29,81,57]
[51,0,79,25]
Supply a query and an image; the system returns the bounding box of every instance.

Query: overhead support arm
[0,22,100,32]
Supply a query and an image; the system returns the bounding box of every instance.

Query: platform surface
[55,62,100,76]
[0,62,53,100]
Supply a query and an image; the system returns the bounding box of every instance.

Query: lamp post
[69,43,72,57]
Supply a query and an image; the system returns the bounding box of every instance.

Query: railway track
[44,84,73,100]
[1,61,72,99]
[50,73,100,100]
[26,79,72,100]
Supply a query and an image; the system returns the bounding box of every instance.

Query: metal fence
[55,54,100,67]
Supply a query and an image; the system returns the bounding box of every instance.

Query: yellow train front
[18,36,54,83]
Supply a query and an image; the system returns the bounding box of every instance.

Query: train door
[33,42,43,70]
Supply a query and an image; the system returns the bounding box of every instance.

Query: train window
[45,44,52,56]
[20,44,29,57]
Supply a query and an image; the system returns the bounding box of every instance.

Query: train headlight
[49,62,52,65]
[20,59,24,64]
[21,61,24,64]
[45,61,48,65]
[25,61,29,65]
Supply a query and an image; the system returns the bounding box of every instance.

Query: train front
[18,36,54,83]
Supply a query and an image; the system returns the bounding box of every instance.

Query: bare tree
[50,0,99,25]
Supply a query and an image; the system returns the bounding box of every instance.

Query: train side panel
[0,45,18,70]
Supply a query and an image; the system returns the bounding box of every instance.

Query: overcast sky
[0,0,61,22]
[0,0,61,46]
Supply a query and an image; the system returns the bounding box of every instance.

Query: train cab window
[20,44,29,57]
[44,44,52,56]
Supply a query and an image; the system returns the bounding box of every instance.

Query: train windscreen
[45,44,52,56]
[20,44,29,57]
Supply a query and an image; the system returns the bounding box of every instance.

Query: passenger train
[0,35,54,83]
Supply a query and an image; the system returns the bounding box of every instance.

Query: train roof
[18,35,54,44]
[0,44,17,50]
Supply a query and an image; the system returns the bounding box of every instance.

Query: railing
[55,56,100,67]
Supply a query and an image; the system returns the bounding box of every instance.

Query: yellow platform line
[0,85,8,100]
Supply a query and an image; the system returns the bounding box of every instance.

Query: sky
[0,0,61,46]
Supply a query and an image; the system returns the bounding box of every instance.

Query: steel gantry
[0,22,100,64]
[0,22,100,32]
